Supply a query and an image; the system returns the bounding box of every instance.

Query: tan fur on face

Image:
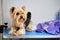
[10,6,27,23]
[9,6,32,36]
[14,9,26,23]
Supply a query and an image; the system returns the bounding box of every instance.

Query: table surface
[3,29,60,38]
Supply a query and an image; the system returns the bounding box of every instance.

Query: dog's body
[9,6,32,36]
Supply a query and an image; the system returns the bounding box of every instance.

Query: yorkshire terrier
[9,6,32,36]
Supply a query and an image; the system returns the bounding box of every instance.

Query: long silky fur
[16,12,31,31]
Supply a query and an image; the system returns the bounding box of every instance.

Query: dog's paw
[9,31,13,35]
[26,27,32,32]
[13,32,18,36]
[14,30,25,36]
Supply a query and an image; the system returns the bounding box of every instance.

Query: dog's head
[10,6,27,23]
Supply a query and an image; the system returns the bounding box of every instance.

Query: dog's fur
[9,6,32,36]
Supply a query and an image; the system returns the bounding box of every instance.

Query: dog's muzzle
[20,16,23,19]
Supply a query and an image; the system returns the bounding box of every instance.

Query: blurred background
[0,0,60,40]
[1,0,60,30]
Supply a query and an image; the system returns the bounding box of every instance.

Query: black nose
[20,16,23,19]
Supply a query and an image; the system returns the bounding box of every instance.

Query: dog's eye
[16,13,19,15]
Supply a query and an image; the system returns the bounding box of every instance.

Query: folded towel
[36,20,60,34]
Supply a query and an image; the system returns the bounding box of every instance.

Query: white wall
[0,0,2,25]
[0,0,1,25]
[3,0,60,30]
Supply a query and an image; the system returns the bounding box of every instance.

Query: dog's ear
[21,6,26,11]
[10,6,16,13]
[10,6,16,18]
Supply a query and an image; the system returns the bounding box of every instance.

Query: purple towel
[36,20,60,34]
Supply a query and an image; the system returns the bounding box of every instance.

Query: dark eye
[16,12,19,15]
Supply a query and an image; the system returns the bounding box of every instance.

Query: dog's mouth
[17,16,26,23]
[18,18,25,22]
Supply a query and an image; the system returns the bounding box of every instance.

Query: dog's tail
[27,12,31,20]
[24,12,31,28]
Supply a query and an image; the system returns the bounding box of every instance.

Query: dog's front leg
[9,25,16,35]
[14,26,25,36]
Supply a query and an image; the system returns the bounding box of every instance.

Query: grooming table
[3,28,60,38]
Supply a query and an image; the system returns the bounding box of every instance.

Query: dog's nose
[20,16,23,19]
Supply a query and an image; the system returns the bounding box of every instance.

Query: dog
[9,6,32,36]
